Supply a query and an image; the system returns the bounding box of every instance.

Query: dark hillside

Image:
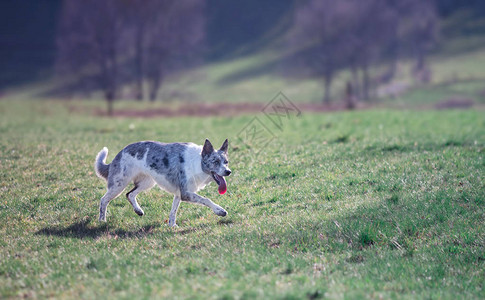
[0,0,61,90]
[1,0,485,92]
[206,0,294,60]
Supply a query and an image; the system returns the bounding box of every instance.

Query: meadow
[0,99,483,299]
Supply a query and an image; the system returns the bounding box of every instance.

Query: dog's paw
[98,216,106,222]
[214,207,227,217]
[168,222,178,228]
[134,208,144,216]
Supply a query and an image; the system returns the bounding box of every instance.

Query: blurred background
[1,0,485,114]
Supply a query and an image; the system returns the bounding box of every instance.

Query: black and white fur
[94,139,231,227]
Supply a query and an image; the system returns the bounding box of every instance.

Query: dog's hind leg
[99,171,133,222]
[99,155,133,221]
[126,175,155,216]
[98,184,127,222]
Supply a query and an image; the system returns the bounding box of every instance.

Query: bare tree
[57,0,125,115]
[145,0,205,101]
[399,0,438,83]
[123,0,205,101]
[345,0,398,101]
[121,1,155,101]
[291,0,353,104]
[290,0,437,103]
[57,0,205,113]
[291,0,397,103]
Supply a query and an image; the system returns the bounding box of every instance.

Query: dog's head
[201,139,231,194]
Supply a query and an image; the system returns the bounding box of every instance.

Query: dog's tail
[95,147,110,181]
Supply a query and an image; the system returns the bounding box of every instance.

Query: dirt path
[95,102,361,118]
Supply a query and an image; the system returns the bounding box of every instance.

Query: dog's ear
[219,139,229,154]
[202,139,214,157]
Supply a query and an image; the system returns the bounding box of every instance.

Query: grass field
[0,99,483,299]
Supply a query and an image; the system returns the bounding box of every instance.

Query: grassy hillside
[3,5,485,113]
[6,28,485,114]
[6,44,485,115]
[3,4,485,110]
[0,100,483,298]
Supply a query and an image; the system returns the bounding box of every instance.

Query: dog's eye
[224,160,228,164]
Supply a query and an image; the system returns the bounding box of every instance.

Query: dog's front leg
[180,191,227,217]
[168,195,181,227]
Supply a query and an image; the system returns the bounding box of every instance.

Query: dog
[94,139,231,227]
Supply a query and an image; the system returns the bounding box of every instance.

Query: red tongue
[214,174,227,195]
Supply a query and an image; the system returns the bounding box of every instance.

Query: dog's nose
[225,170,231,176]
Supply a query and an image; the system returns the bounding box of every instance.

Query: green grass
[0,100,484,299]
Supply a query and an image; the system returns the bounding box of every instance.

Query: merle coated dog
[94,139,231,227]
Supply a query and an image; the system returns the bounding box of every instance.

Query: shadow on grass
[275,186,484,265]
[36,217,161,239]
[176,223,212,235]
[364,139,477,154]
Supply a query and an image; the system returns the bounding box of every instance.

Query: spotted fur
[94,139,231,227]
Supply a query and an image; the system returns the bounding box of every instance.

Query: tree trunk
[149,88,157,101]
[361,64,370,101]
[345,81,355,110]
[415,44,426,72]
[134,25,144,101]
[105,41,118,113]
[351,66,360,101]
[149,72,162,102]
[323,75,332,104]
[105,89,114,116]
[100,54,117,115]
